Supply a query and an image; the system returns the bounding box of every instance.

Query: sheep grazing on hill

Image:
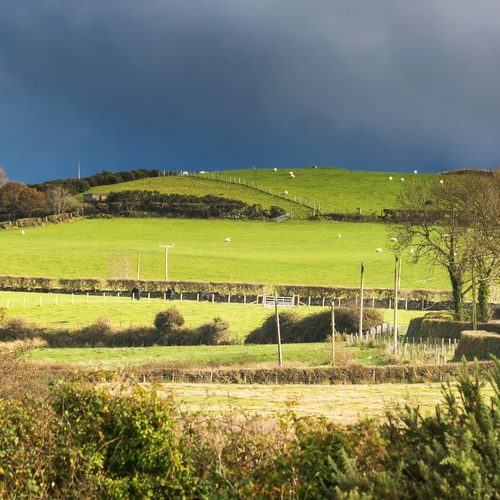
[375,248,383,253]
[288,171,295,178]
[337,233,341,238]
[273,167,278,172]
[224,237,231,243]
[284,190,288,196]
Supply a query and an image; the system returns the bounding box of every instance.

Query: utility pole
[359,263,364,337]
[331,300,336,365]
[159,243,175,281]
[393,254,400,353]
[274,291,283,367]
[78,161,81,180]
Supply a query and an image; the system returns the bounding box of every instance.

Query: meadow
[0,291,425,333]
[87,166,435,215]
[159,382,476,423]
[0,218,448,289]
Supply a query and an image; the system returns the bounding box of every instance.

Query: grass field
[158,382,469,423]
[1,291,425,341]
[0,218,448,289]
[87,167,434,215]
[28,342,343,367]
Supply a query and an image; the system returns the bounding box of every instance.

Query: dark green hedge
[454,331,500,361]
[245,308,383,344]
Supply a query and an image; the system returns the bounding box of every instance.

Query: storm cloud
[1,0,500,182]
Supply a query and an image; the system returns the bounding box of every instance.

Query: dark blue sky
[1,1,500,183]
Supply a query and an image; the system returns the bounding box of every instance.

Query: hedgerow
[0,350,498,498]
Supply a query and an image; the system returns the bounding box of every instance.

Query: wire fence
[194,172,321,215]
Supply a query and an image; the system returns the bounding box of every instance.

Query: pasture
[160,382,476,423]
[0,218,448,289]
[1,290,424,341]
[87,166,434,215]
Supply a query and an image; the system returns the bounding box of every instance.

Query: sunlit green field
[88,166,434,215]
[0,218,447,289]
[220,167,432,214]
[1,291,424,341]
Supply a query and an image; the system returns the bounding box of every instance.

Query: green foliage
[95,190,285,220]
[245,307,383,344]
[50,383,198,497]
[0,360,498,497]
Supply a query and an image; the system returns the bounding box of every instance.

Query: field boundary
[0,274,454,310]
[46,360,495,385]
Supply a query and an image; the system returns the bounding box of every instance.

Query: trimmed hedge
[406,317,500,340]
[454,331,500,361]
[57,361,496,385]
[0,274,453,303]
[245,308,383,344]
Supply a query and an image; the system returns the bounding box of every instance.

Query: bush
[245,308,383,344]
[0,317,43,342]
[406,317,500,340]
[197,317,231,345]
[154,308,185,333]
[454,331,500,361]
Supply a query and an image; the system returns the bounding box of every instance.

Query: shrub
[154,308,185,333]
[454,331,500,361]
[0,317,43,342]
[245,308,383,344]
[406,317,500,340]
[197,317,231,345]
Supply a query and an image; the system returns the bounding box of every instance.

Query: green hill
[220,167,433,214]
[86,175,311,218]
[86,167,434,217]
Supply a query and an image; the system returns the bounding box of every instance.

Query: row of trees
[31,168,162,194]
[394,170,499,321]
[0,174,80,220]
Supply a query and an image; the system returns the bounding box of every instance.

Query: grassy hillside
[86,175,311,218]
[220,167,433,213]
[0,218,448,289]
[86,167,433,216]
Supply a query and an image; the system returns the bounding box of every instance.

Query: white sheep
[284,190,288,196]
[224,237,231,243]
[337,233,342,238]
[375,248,383,253]
[273,167,278,172]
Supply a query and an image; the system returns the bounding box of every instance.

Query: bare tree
[393,171,499,320]
[45,186,80,214]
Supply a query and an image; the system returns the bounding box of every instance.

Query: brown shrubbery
[0,308,232,347]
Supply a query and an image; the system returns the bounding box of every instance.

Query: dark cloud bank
[1,0,500,182]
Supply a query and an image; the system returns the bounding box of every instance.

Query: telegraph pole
[159,243,175,281]
[359,263,364,337]
[331,300,336,365]
[274,291,283,367]
[393,254,400,352]
[137,252,141,280]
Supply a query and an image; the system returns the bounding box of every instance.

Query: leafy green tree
[393,171,499,320]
